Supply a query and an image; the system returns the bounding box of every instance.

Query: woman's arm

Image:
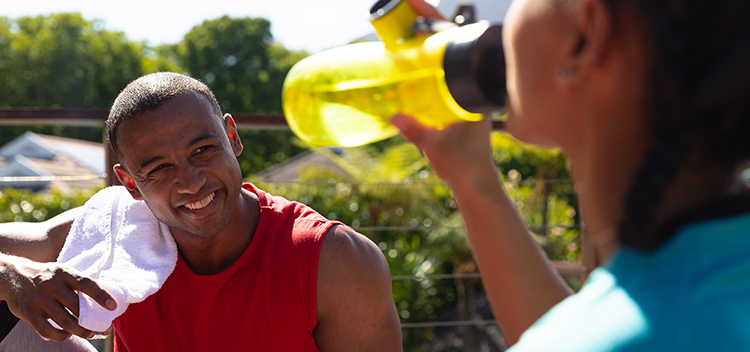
[391,114,572,344]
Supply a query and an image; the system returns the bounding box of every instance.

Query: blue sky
[1,0,510,53]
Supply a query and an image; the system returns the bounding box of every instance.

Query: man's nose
[175,165,206,194]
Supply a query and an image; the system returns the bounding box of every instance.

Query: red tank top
[112,183,337,351]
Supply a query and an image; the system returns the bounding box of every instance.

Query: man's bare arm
[0,207,80,262]
[314,225,403,352]
[0,207,116,341]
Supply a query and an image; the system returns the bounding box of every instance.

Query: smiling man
[0,72,402,351]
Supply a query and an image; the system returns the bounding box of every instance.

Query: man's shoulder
[320,225,381,261]
[244,183,337,258]
[315,224,394,323]
[317,225,389,291]
[243,182,388,280]
[244,182,327,222]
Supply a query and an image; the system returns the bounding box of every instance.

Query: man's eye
[195,145,215,154]
[149,164,168,175]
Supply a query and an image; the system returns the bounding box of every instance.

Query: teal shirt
[510,212,750,351]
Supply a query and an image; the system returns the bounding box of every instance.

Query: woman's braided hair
[608,0,750,251]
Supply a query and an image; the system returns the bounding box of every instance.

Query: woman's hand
[390,114,497,188]
[406,0,446,20]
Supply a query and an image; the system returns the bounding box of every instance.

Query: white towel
[56,186,177,332]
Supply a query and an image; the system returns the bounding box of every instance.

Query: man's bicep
[315,225,402,352]
[0,207,80,262]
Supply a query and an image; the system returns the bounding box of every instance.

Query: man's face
[115,92,244,240]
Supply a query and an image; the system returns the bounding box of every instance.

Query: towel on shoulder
[57,186,177,332]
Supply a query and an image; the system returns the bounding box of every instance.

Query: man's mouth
[184,192,215,210]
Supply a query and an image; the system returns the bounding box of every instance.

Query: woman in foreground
[393,0,750,350]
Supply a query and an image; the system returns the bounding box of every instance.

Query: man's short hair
[106,72,222,157]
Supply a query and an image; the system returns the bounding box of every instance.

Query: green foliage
[0,187,97,223]
[236,131,308,175]
[142,44,183,74]
[0,13,142,108]
[0,13,145,147]
[491,132,570,180]
[177,16,307,114]
[492,132,580,260]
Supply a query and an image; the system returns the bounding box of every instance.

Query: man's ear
[224,113,244,157]
[556,0,613,85]
[114,164,142,200]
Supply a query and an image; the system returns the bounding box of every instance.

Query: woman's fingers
[390,113,433,146]
[406,0,446,20]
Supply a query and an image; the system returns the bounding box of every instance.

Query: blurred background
[0,1,584,351]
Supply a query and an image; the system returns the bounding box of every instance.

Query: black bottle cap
[370,0,401,20]
[443,24,506,113]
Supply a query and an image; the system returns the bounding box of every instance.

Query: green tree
[142,43,183,74]
[0,13,146,145]
[178,15,305,114]
[0,13,142,109]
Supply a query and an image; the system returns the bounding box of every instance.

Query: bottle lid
[370,0,418,47]
[369,0,404,21]
[443,23,506,113]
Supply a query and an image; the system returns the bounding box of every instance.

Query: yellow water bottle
[282,0,505,147]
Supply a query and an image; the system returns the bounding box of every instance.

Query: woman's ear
[556,0,613,85]
[114,164,142,200]
[224,113,244,157]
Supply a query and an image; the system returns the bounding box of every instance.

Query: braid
[611,0,750,251]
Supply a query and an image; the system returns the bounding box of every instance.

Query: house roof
[255,149,350,183]
[36,134,105,176]
[0,131,104,192]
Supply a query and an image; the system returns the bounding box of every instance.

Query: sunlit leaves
[0,187,97,223]
[0,13,142,109]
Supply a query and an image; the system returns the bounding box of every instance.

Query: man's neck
[174,188,260,275]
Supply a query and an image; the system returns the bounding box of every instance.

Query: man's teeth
[185,192,215,210]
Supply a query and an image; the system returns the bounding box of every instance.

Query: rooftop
[0,131,104,192]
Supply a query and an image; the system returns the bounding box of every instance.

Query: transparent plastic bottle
[282,0,505,147]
